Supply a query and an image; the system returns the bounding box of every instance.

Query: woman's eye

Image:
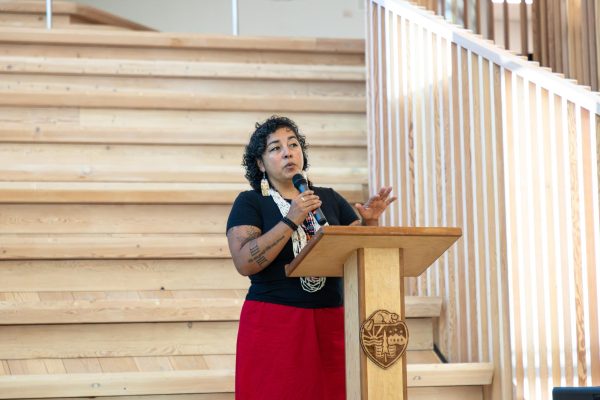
[290,143,299,148]
[269,146,280,152]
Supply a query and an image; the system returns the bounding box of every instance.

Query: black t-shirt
[226,187,359,308]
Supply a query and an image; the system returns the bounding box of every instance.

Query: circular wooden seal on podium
[360,309,409,369]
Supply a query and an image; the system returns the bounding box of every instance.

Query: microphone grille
[292,173,307,187]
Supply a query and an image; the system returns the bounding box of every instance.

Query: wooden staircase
[0,7,492,399]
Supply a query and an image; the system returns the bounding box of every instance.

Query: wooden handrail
[373,0,600,113]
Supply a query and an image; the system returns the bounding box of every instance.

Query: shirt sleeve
[332,189,360,226]
[226,191,263,232]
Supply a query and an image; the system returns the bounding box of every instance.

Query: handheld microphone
[292,173,328,225]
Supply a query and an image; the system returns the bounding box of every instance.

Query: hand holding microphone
[291,174,328,225]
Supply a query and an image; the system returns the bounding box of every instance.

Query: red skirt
[235,300,346,400]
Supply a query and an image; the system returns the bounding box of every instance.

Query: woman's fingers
[288,191,321,225]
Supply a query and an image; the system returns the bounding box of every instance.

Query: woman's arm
[227,223,293,276]
[226,190,322,276]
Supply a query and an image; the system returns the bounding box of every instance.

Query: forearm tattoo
[239,226,260,248]
[247,234,285,267]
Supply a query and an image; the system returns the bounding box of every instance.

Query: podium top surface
[285,226,461,278]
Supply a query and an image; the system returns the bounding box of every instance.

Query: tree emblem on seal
[360,309,409,369]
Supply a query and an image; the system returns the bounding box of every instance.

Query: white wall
[73,0,366,38]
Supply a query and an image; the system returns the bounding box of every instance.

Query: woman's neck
[271,181,298,199]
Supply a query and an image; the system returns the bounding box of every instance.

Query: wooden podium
[286,226,461,400]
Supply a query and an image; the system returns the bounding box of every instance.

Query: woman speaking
[226,116,396,399]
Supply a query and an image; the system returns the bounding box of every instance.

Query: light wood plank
[405,296,441,317]
[0,296,432,333]
[0,43,364,66]
[0,298,244,324]
[0,142,364,173]
[407,363,494,386]
[0,108,367,146]
[6,360,47,375]
[0,233,230,259]
[286,226,461,278]
[40,359,65,375]
[343,250,361,400]
[408,386,482,400]
[0,72,365,100]
[361,247,405,399]
[202,355,235,370]
[0,27,365,55]
[62,358,102,374]
[0,57,365,82]
[406,350,442,364]
[0,182,366,204]
[133,357,173,373]
[16,395,234,400]
[168,356,209,371]
[98,357,138,373]
[0,259,243,292]
[0,370,235,398]
[0,322,238,359]
[0,89,365,113]
[0,363,492,398]
[0,205,229,234]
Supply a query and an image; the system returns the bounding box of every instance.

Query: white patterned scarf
[269,188,328,292]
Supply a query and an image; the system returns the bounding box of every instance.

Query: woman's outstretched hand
[355,187,397,226]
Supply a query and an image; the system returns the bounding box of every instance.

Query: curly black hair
[243,115,309,191]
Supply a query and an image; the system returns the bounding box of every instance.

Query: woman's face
[257,127,304,187]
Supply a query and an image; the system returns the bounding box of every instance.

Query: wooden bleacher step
[0,56,365,81]
[0,109,366,146]
[0,182,366,204]
[0,295,492,399]
[0,27,365,65]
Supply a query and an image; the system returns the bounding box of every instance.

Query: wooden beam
[531,1,542,63]
[520,0,528,56]
[0,182,366,204]
[0,204,229,234]
[588,0,598,90]
[407,363,494,386]
[0,109,367,147]
[487,0,494,41]
[0,298,244,324]
[0,90,366,113]
[0,233,230,259]
[0,322,238,359]
[405,296,443,317]
[0,363,493,399]
[0,27,365,54]
[547,0,556,70]
[503,1,509,50]
[15,395,235,400]
[475,0,481,35]
[0,296,441,324]
[0,259,244,292]
[0,318,431,359]
[0,370,235,398]
[597,0,600,90]
[0,57,365,82]
[580,0,591,87]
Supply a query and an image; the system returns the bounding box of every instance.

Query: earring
[261,172,270,197]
